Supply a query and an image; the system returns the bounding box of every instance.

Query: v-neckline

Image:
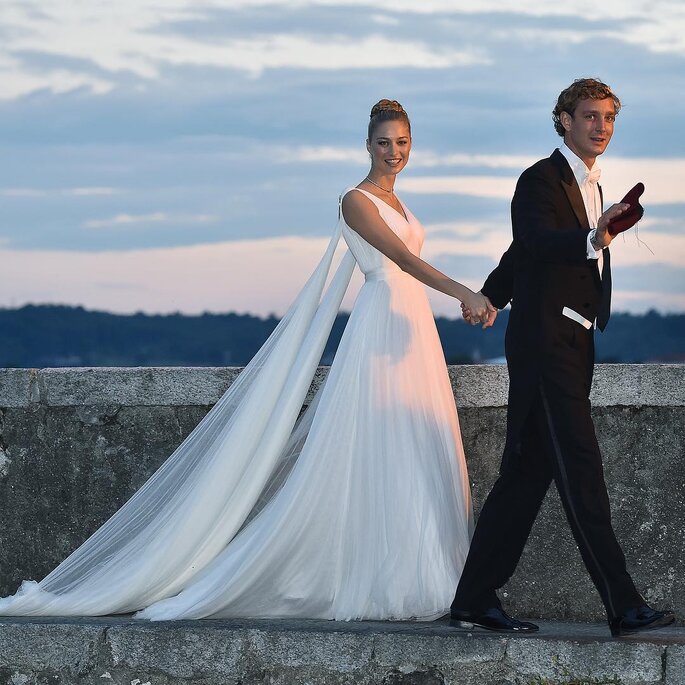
[355,187,409,222]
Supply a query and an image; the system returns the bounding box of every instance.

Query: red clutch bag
[607,182,644,236]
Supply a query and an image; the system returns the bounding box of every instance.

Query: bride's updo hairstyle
[368,99,411,139]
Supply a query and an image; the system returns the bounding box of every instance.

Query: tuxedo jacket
[481,148,612,453]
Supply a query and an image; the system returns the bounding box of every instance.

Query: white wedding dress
[0,188,472,620]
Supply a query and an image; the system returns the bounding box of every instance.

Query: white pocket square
[562,306,592,330]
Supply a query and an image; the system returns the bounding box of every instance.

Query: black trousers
[451,373,643,620]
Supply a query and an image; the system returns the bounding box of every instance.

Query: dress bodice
[340,187,424,280]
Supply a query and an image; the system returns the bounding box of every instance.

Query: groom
[451,78,675,637]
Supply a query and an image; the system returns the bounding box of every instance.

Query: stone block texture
[0,365,683,626]
[0,617,683,684]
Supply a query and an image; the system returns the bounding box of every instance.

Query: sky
[1,0,684,318]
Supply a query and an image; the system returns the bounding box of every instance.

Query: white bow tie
[585,168,601,185]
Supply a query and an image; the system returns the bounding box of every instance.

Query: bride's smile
[366,119,411,180]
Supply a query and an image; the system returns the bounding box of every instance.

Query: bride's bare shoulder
[341,187,375,217]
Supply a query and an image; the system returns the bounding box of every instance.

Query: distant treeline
[0,305,683,368]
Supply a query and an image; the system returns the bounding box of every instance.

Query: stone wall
[0,365,683,623]
[1,617,683,684]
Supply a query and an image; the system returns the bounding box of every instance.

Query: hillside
[0,305,683,367]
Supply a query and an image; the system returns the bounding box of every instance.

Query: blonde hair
[368,99,411,139]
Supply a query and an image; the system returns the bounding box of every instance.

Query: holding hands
[461,291,498,329]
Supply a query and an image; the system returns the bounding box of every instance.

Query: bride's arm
[342,191,492,320]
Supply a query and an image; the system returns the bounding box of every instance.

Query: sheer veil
[0,216,356,616]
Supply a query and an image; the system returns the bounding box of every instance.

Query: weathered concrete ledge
[2,364,684,408]
[0,616,684,684]
[0,365,683,627]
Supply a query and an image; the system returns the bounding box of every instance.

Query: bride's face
[366,121,411,177]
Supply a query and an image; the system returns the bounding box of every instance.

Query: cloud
[600,158,685,206]
[83,212,219,229]
[0,224,681,318]
[612,263,685,293]
[637,216,685,235]
[411,152,537,170]
[1,0,683,105]
[1,1,683,314]
[602,230,685,269]
[0,237,360,316]
[399,175,518,200]
[271,146,685,206]
[610,289,685,314]
[276,146,367,165]
[371,13,401,26]
[67,187,119,196]
[0,3,491,99]
[421,231,512,264]
[390,156,685,206]
[0,187,46,197]
[275,146,537,170]
[8,0,683,104]
[0,186,119,197]
[201,0,685,56]
[424,221,500,240]
[0,52,114,100]
[178,35,489,76]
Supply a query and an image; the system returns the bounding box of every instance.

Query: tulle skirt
[137,270,473,620]
[0,253,472,621]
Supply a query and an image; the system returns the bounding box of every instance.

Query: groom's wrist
[589,229,603,252]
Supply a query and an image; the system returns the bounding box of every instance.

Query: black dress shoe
[610,605,675,637]
[450,607,539,633]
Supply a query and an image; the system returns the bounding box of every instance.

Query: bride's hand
[462,292,498,328]
[462,290,489,324]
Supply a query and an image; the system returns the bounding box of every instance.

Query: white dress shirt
[559,143,604,278]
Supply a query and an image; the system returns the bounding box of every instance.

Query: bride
[0,99,493,621]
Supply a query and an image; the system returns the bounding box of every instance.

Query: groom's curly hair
[552,78,622,136]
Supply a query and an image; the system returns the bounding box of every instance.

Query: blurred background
[1,0,683,365]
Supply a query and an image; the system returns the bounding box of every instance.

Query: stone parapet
[3,364,684,408]
[0,365,683,625]
[0,617,683,684]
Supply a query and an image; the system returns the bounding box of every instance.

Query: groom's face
[562,97,616,166]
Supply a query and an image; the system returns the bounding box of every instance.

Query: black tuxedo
[452,149,643,620]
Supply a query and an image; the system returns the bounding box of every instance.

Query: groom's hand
[595,202,630,248]
[481,296,498,329]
